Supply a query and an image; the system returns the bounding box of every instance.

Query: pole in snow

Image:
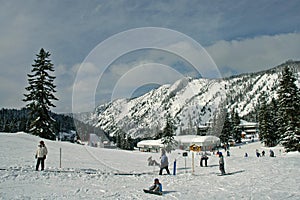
[173,159,177,175]
[59,148,62,168]
[192,152,195,173]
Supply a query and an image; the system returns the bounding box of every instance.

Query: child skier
[149,178,162,192]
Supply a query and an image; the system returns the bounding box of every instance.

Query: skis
[217,172,233,176]
[143,189,163,195]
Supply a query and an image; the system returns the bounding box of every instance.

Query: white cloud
[207,33,300,75]
[111,63,184,100]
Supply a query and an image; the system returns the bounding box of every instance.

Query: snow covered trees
[115,130,134,150]
[231,109,241,143]
[258,97,280,147]
[277,66,300,152]
[162,115,177,153]
[219,112,232,146]
[258,66,300,151]
[23,48,58,140]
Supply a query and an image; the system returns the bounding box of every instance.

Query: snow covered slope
[84,61,300,138]
[0,132,299,199]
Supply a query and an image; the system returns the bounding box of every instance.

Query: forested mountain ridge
[83,61,300,138]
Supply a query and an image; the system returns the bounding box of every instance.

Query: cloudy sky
[1,0,300,113]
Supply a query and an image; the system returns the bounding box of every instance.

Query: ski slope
[0,132,299,199]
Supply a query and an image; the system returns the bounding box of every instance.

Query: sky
[0,0,300,113]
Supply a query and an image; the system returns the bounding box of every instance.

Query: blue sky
[1,0,300,113]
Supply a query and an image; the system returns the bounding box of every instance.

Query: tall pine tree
[258,97,279,147]
[231,109,241,143]
[23,48,58,140]
[162,114,177,153]
[277,66,300,152]
[219,112,232,146]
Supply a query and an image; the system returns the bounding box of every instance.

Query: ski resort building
[175,135,220,151]
[137,135,220,152]
[239,120,259,141]
[136,139,164,152]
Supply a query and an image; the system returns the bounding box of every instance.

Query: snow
[1,132,300,199]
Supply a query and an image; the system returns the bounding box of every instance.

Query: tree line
[258,67,300,152]
[0,108,108,142]
[217,66,300,152]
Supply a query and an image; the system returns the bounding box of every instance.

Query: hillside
[83,61,300,138]
[0,132,299,199]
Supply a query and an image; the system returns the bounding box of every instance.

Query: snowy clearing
[0,132,299,199]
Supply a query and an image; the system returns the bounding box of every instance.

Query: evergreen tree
[23,48,58,140]
[277,66,300,152]
[162,115,177,153]
[269,98,280,145]
[231,109,241,143]
[258,97,280,146]
[219,112,232,146]
[211,102,227,137]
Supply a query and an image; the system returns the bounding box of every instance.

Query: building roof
[137,135,220,148]
[137,139,164,148]
[239,120,258,127]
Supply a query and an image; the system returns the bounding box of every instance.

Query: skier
[35,140,48,171]
[269,149,275,157]
[256,149,261,157]
[218,152,226,175]
[149,178,162,192]
[159,149,170,175]
[200,154,208,167]
[226,150,230,157]
[262,150,265,156]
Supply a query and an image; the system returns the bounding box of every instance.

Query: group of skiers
[255,149,275,157]
[147,149,227,194]
[155,148,227,177]
[34,142,228,195]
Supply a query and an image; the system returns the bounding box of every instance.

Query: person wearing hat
[35,140,48,171]
[218,152,226,175]
[149,178,162,192]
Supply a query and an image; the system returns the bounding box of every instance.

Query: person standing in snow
[256,149,261,157]
[159,149,170,175]
[200,153,208,167]
[35,140,48,171]
[218,152,226,175]
[269,149,275,157]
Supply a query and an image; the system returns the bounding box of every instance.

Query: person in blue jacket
[149,178,162,192]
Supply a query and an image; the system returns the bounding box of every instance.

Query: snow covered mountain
[83,61,300,138]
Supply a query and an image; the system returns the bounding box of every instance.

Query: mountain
[83,61,300,138]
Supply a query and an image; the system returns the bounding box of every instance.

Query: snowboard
[143,189,163,195]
